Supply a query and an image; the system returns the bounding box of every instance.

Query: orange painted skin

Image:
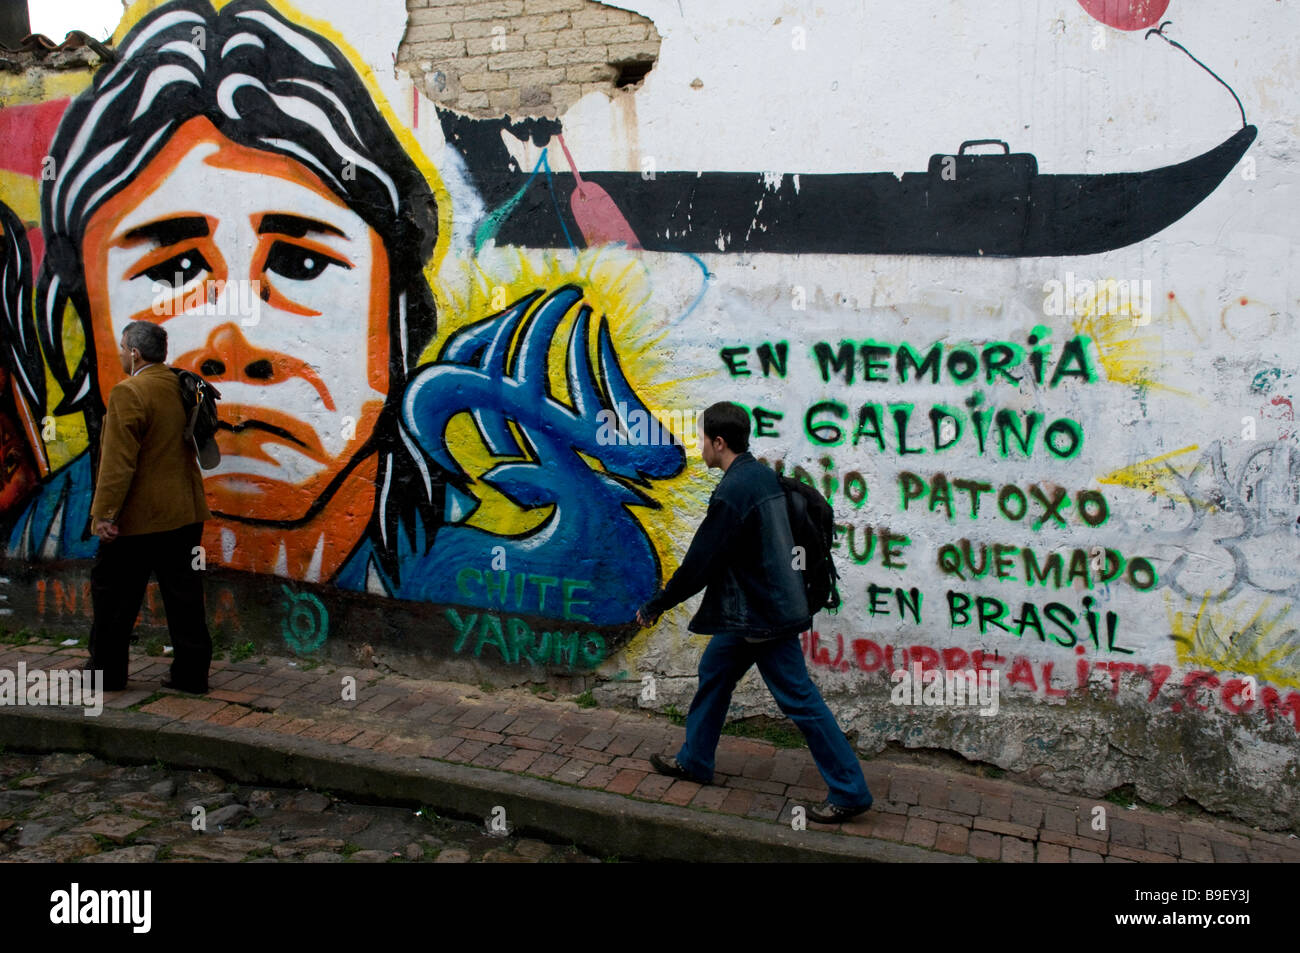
[82,117,393,581]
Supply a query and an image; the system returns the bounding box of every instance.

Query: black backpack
[779,474,841,614]
[172,368,222,470]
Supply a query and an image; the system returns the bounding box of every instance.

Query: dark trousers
[675,634,873,808]
[88,522,211,690]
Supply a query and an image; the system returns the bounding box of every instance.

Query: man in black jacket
[636,402,872,823]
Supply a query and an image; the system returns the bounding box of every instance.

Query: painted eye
[140,251,210,286]
[264,241,348,281]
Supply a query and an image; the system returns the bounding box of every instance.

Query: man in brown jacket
[88,320,212,692]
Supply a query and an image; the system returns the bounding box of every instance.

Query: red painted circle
[1077,0,1171,30]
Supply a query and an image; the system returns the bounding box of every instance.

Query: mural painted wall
[0,0,1296,826]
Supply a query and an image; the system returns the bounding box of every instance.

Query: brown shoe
[807,798,872,823]
[650,753,709,784]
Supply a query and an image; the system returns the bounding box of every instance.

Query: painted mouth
[216,418,308,449]
[212,403,329,467]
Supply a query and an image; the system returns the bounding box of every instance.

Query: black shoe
[82,664,126,692]
[161,677,208,695]
[650,753,709,784]
[807,798,872,824]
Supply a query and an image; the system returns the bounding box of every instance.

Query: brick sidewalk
[3,640,1296,863]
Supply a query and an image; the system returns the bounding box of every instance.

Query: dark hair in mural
[701,401,750,454]
[17,0,447,580]
[0,202,45,426]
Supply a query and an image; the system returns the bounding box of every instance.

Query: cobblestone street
[0,751,605,863]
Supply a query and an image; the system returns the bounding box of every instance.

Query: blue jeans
[675,634,872,808]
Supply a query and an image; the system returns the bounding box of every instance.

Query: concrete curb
[0,707,970,863]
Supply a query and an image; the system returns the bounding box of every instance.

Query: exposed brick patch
[1070,848,1105,862]
[400,0,663,118]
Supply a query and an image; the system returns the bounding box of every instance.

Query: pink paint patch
[1076,0,1171,30]
[570,182,642,249]
[0,99,72,178]
[556,134,641,249]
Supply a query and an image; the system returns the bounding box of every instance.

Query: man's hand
[93,519,118,541]
[635,607,659,628]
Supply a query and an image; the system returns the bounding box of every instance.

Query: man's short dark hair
[701,401,750,453]
[123,321,166,363]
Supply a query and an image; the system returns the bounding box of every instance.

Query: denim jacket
[640,452,811,638]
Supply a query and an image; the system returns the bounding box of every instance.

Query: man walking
[636,401,872,822]
[88,321,212,693]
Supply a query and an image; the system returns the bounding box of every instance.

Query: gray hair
[122,320,167,363]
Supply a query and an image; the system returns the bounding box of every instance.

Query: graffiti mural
[0,0,1294,829]
[0,0,686,657]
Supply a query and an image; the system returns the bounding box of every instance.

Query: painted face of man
[82,117,392,523]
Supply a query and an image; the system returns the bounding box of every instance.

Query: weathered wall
[0,0,1296,828]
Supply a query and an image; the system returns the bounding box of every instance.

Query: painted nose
[178,323,283,385]
[173,323,337,410]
